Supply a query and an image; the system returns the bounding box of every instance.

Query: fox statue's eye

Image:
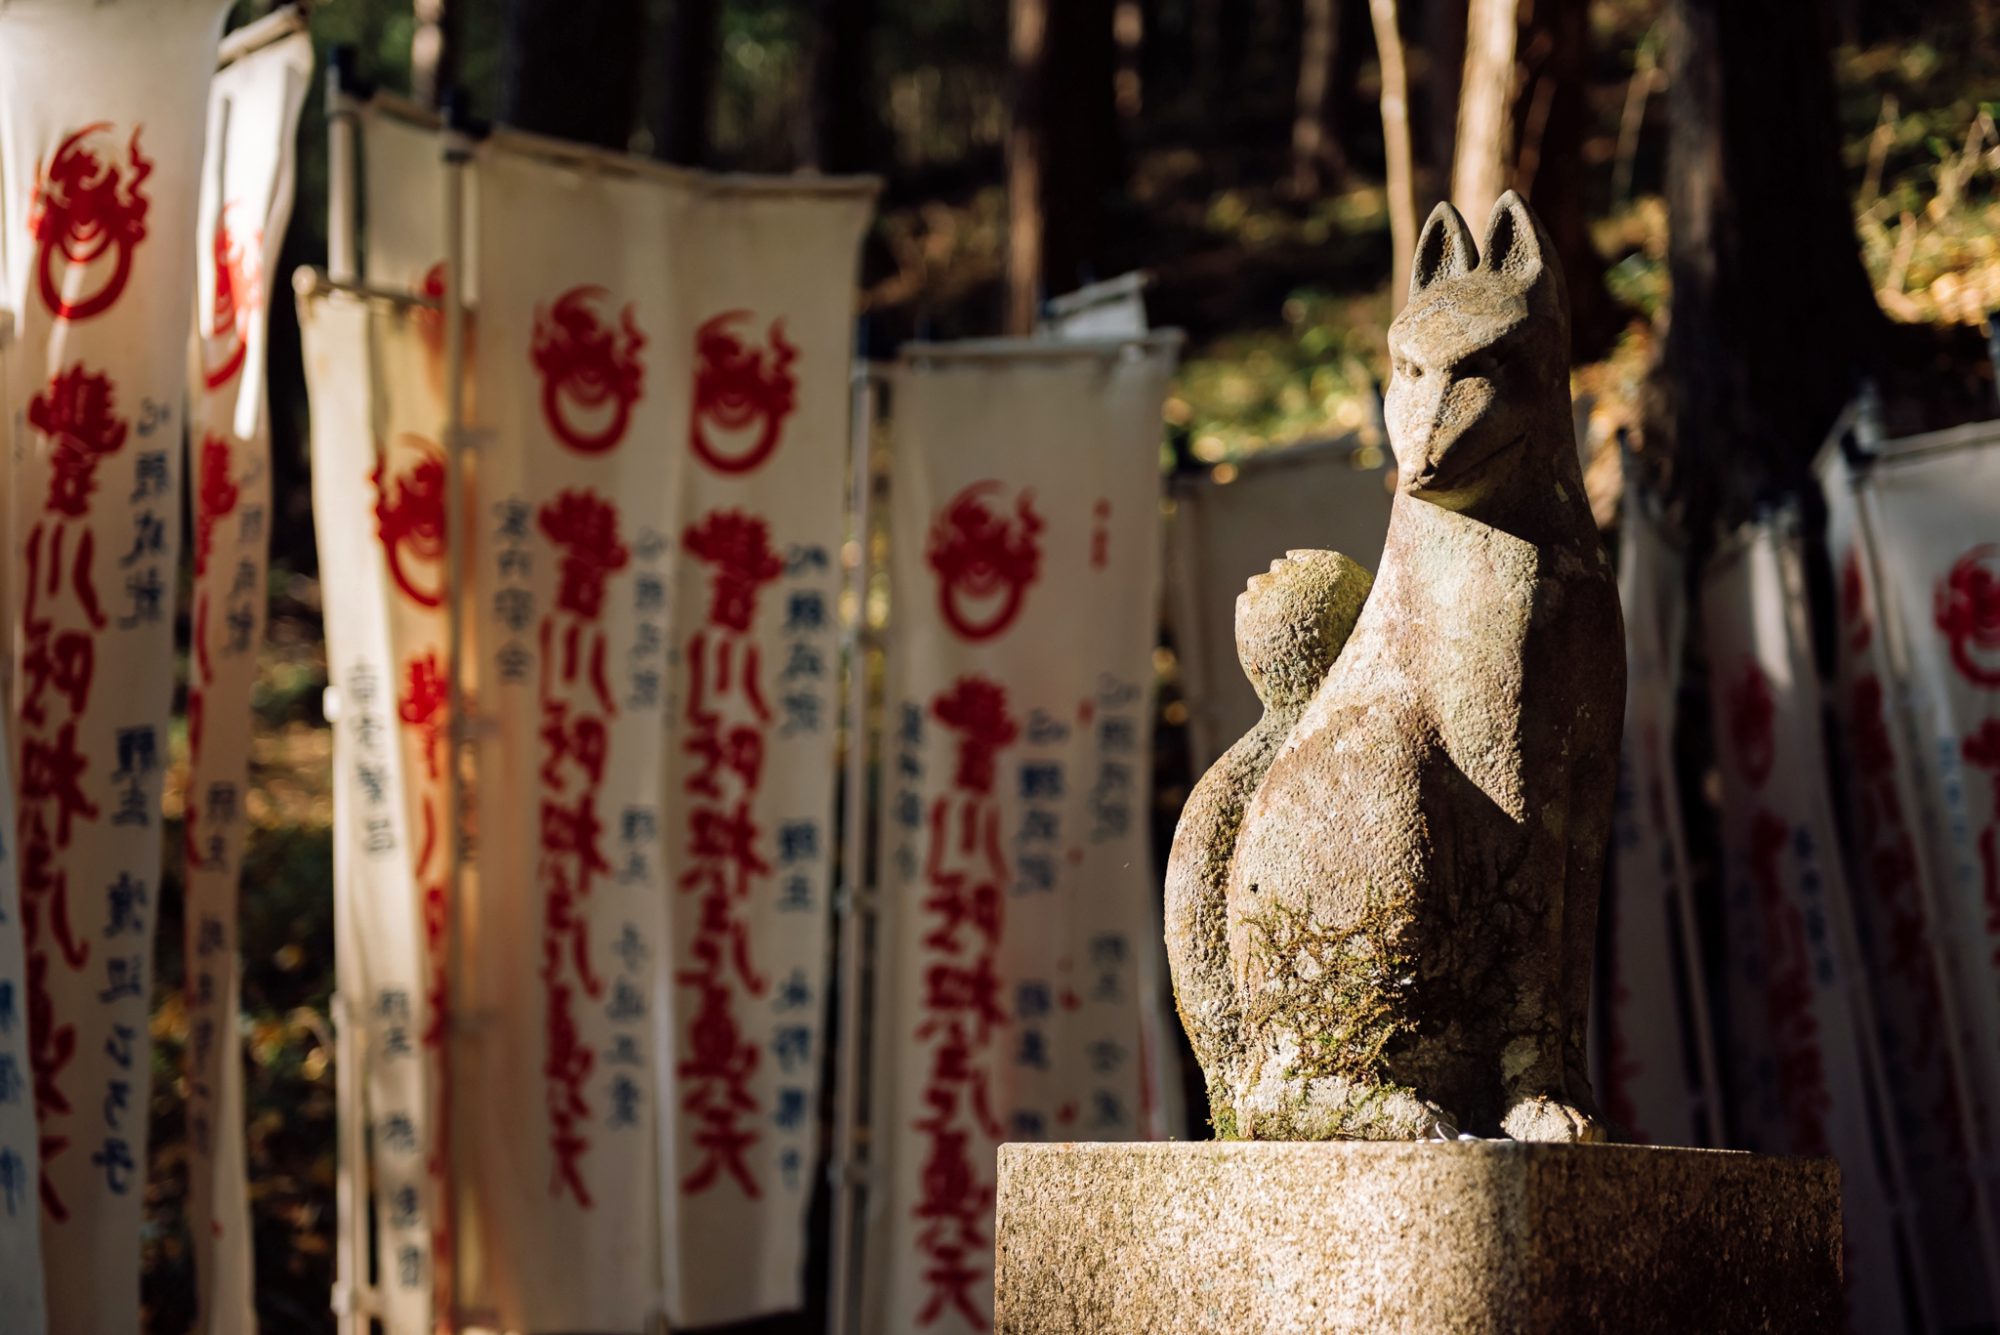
[1456,352,1497,382]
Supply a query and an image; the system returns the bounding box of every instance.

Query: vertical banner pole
[326,49,359,284]
[1656,558,1725,1144]
[330,982,365,1335]
[440,116,472,1335]
[826,357,879,1335]
[327,44,365,1335]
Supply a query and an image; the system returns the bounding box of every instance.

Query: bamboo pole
[440,112,472,1335]
[825,357,879,1335]
[326,52,360,285]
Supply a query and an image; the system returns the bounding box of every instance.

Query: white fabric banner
[1699,512,1904,1332]
[0,4,229,1332]
[183,29,312,1335]
[460,141,680,1334]
[1597,501,1704,1147]
[862,339,1177,1334]
[359,102,462,300]
[1837,429,2000,1321]
[655,182,873,1328]
[1166,441,1391,769]
[302,292,447,1335]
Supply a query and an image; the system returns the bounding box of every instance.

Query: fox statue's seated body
[1165,192,1625,1142]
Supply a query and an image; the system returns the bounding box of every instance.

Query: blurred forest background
[147,0,2000,1330]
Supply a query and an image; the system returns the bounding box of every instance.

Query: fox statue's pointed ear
[1479,190,1552,287]
[1409,201,1478,302]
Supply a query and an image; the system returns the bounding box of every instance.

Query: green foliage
[1174,287,1388,463]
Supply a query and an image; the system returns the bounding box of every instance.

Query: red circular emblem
[1936,544,2000,689]
[532,285,645,454]
[201,204,261,389]
[30,123,151,321]
[1725,659,1776,790]
[372,434,448,608]
[926,481,1044,643]
[688,310,797,474]
[193,434,240,580]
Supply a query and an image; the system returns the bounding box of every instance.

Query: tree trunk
[1369,0,1419,310]
[499,0,646,149]
[1115,0,1145,119]
[411,0,457,109]
[1515,0,1615,360]
[1419,0,1466,197]
[655,0,722,165]
[1007,0,1120,332]
[806,0,877,173]
[1193,0,1223,138]
[1453,0,1519,225]
[1650,0,1885,537]
[1291,0,1346,196]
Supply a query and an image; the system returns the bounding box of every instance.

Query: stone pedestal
[994,1141,1840,1334]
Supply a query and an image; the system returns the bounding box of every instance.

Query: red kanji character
[932,677,1018,795]
[539,490,630,618]
[399,651,449,781]
[682,712,764,797]
[684,511,783,631]
[193,434,240,578]
[30,365,128,517]
[687,801,770,886]
[539,699,608,789]
[21,720,98,849]
[20,627,93,730]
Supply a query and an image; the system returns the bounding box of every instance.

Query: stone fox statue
[1166,191,1624,1143]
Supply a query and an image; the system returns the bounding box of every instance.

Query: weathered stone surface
[1165,191,1624,1141]
[1165,550,1373,1139]
[995,1142,1841,1334]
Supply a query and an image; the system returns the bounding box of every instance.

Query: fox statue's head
[1384,191,1570,512]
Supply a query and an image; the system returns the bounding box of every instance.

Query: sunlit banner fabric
[359,101,470,303]
[0,3,230,1332]
[862,338,1179,1334]
[1595,501,1705,1147]
[1699,512,1904,1332]
[302,292,448,1335]
[1830,432,2000,1324]
[459,141,682,1334]
[655,181,873,1328]
[184,29,312,1335]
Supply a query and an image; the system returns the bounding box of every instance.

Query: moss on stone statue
[1241,894,1415,1090]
